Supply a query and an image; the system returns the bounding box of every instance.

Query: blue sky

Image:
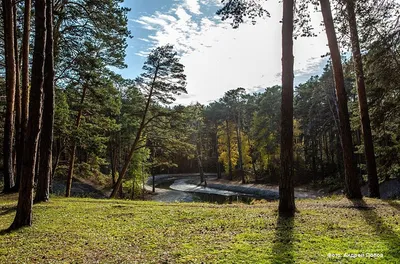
[117,0,329,105]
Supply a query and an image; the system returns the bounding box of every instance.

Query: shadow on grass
[386,200,400,212]
[0,205,16,216]
[271,215,295,264]
[0,206,16,235]
[350,199,400,260]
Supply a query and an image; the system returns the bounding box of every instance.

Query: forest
[0,0,399,263]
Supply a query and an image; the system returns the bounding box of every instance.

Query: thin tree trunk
[9,0,46,230]
[110,64,160,198]
[197,143,204,183]
[226,120,233,181]
[65,84,87,197]
[51,141,63,180]
[141,163,145,200]
[214,128,221,179]
[312,140,317,182]
[247,137,258,181]
[279,0,296,217]
[320,0,361,199]
[346,0,380,198]
[131,173,135,199]
[2,0,16,192]
[35,0,54,203]
[16,0,32,191]
[152,174,155,193]
[110,143,118,185]
[196,120,204,183]
[319,138,324,179]
[236,113,245,183]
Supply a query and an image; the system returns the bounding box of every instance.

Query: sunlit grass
[0,194,399,263]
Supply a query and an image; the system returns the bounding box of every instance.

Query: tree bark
[35,0,54,203]
[2,0,17,192]
[320,0,361,199]
[16,0,32,191]
[279,0,296,217]
[9,0,46,230]
[65,84,87,197]
[346,0,380,198]
[13,1,21,184]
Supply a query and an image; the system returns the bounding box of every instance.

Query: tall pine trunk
[2,0,16,192]
[9,0,46,230]
[320,0,361,199]
[346,0,380,198]
[16,0,32,191]
[279,0,296,216]
[35,0,54,203]
[65,84,87,197]
[13,1,22,187]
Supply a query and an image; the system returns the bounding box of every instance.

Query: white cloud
[137,38,150,42]
[184,0,202,14]
[134,1,330,105]
[135,51,150,57]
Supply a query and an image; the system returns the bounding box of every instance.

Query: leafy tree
[204,101,227,179]
[221,88,246,183]
[64,48,121,197]
[110,44,187,198]
[251,86,281,182]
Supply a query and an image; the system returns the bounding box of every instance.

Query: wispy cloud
[133,0,330,104]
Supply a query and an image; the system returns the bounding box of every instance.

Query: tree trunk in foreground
[16,0,33,191]
[2,0,16,193]
[279,0,296,217]
[13,1,21,188]
[320,0,362,199]
[35,0,54,203]
[346,0,380,198]
[10,0,46,230]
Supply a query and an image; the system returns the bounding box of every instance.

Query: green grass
[0,194,399,263]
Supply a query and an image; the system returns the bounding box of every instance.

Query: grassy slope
[0,195,399,264]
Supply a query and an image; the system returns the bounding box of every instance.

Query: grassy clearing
[0,194,399,263]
